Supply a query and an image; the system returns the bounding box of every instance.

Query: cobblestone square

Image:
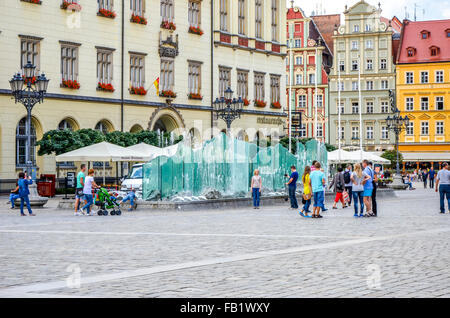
[0,186,449,298]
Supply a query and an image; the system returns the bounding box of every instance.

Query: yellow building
[396,19,450,170]
[0,0,286,190]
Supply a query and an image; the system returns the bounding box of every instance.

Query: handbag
[302,192,311,201]
[342,190,349,203]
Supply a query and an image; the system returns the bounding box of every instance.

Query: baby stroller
[94,188,122,216]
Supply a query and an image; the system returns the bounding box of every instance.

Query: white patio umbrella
[328,149,358,164]
[351,150,391,165]
[55,141,151,184]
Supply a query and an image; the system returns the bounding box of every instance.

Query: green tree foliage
[37,129,83,156]
[105,131,138,147]
[381,150,403,169]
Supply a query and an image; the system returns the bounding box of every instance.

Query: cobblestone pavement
[0,185,449,298]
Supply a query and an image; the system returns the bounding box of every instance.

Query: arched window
[95,121,109,134]
[16,118,36,167]
[58,119,74,131]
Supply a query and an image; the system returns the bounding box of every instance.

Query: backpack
[343,171,351,184]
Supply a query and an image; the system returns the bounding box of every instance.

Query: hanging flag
[153,77,160,95]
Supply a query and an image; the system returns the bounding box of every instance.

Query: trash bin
[37,174,56,197]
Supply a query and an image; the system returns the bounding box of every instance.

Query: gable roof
[397,19,450,64]
[344,0,377,15]
[380,16,403,34]
[311,14,341,54]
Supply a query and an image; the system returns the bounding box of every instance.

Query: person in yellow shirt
[300,166,312,217]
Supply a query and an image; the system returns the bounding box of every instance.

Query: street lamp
[386,89,410,189]
[213,87,244,133]
[9,61,50,179]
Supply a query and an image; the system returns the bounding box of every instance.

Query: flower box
[161,21,176,31]
[254,100,267,107]
[243,98,250,106]
[271,101,281,109]
[188,93,203,100]
[98,9,116,19]
[97,82,115,92]
[61,80,80,90]
[61,1,82,11]
[21,0,42,4]
[160,90,177,98]
[131,14,147,25]
[129,86,147,95]
[188,26,204,35]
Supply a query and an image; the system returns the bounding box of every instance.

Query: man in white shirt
[436,162,450,214]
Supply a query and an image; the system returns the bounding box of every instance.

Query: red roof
[397,19,450,64]
[312,14,341,55]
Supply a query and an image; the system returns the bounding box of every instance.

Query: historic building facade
[0,0,286,188]
[396,19,450,170]
[286,6,332,143]
[329,0,397,151]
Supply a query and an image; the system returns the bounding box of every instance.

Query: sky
[287,0,450,21]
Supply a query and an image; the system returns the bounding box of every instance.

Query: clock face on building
[307,39,316,47]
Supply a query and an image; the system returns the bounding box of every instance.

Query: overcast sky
[287,0,450,21]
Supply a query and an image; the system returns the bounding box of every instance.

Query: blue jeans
[352,191,364,214]
[313,191,324,208]
[82,194,94,213]
[122,193,136,207]
[439,184,450,213]
[303,198,311,212]
[288,186,298,209]
[252,188,260,207]
[20,195,32,215]
[10,193,20,208]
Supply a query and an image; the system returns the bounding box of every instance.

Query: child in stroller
[94,188,122,216]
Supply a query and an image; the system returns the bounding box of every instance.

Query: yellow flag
[153,77,160,95]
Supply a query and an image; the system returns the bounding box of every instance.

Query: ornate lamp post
[213,87,244,133]
[9,61,50,178]
[386,89,410,189]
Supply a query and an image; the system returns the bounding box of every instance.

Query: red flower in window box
[98,8,116,19]
[97,82,115,92]
[130,86,147,95]
[61,1,82,11]
[188,26,204,35]
[62,79,80,90]
[243,98,250,106]
[26,0,42,4]
[22,76,37,85]
[271,101,281,109]
[131,14,147,25]
[254,100,267,107]
[160,90,177,98]
[161,20,176,31]
[188,93,203,100]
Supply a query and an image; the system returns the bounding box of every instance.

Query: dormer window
[446,29,450,37]
[420,30,430,39]
[430,46,440,56]
[406,47,416,57]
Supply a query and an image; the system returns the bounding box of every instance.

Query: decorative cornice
[95,46,116,52]
[59,40,82,47]
[18,34,43,41]
[128,51,147,56]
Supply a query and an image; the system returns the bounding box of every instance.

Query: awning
[401,152,450,162]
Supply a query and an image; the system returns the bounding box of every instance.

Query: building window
[298,124,306,138]
[131,0,145,16]
[160,58,174,92]
[366,40,373,49]
[366,101,373,113]
[218,66,231,97]
[338,126,344,139]
[270,75,280,104]
[366,126,374,140]
[188,61,201,95]
[430,46,439,56]
[16,118,36,167]
[366,59,373,70]
[381,80,388,89]
[338,81,345,92]
[352,60,358,71]
[161,0,174,22]
[421,121,429,135]
[405,97,414,111]
[188,1,200,28]
[407,47,416,57]
[421,97,429,111]
[406,72,414,84]
[219,0,228,32]
[421,31,429,39]
[271,0,278,42]
[380,59,387,70]
[436,96,444,110]
[298,95,306,108]
[255,0,263,39]
[61,44,79,82]
[338,101,344,114]
[295,56,303,65]
[238,0,245,35]
[352,81,358,91]
[309,74,315,84]
[352,126,359,139]
[316,125,323,138]
[353,25,359,33]
[254,72,265,101]
[294,39,301,48]
[406,122,414,135]
[315,95,323,108]
[435,70,444,83]
[296,74,302,85]
[237,70,248,100]
[352,102,359,114]
[99,0,113,10]
[366,81,373,90]
[381,126,389,139]
[381,101,389,113]
[21,38,40,73]
[436,121,444,135]
[130,54,145,87]
[58,119,74,131]
[420,71,429,84]
[97,49,113,84]
[95,121,110,134]
[339,60,345,72]
[351,41,358,50]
